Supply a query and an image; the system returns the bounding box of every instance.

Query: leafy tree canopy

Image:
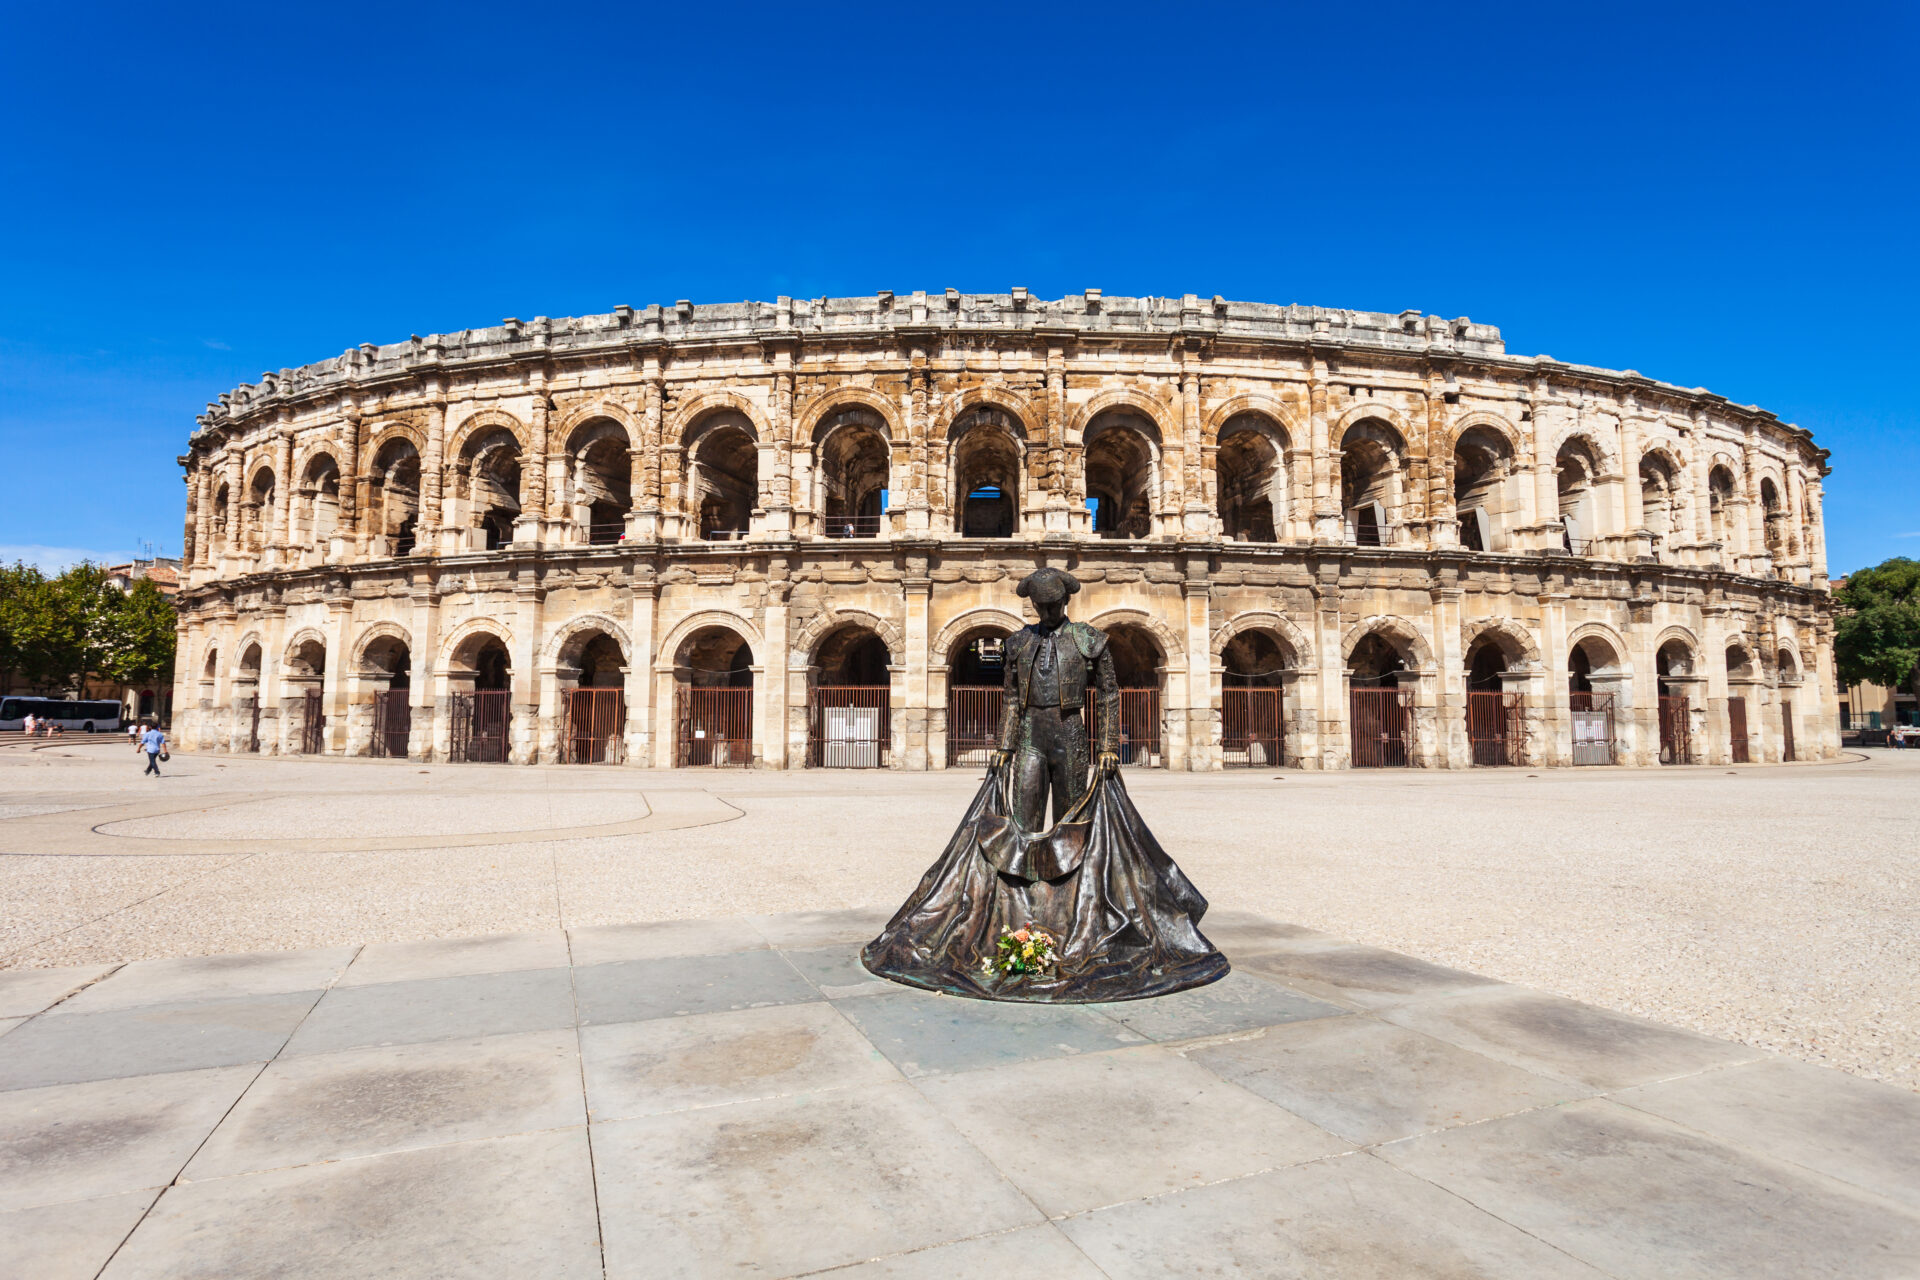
[1833,557,1920,699]
[0,561,177,697]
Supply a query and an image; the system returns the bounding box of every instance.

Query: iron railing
[450,691,511,763]
[822,515,884,539]
[1111,688,1163,767]
[299,689,326,755]
[1569,691,1615,765]
[1658,695,1691,765]
[1221,687,1283,768]
[675,685,752,766]
[1728,696,1751,763]
[565,688,625,763]
[807,686,890,767]
[1350,686,1411,767]
[371,690,410,759]
[946,686,1003,767]
[1466,691,1525,766]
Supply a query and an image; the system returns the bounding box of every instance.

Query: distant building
[104,557,181,596]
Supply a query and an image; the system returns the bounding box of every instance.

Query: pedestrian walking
[21,712,34,737]
[141,724,166,776]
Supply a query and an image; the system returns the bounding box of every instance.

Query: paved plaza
[3,738,1918,1276]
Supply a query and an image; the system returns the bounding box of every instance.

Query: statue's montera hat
[1016,567,1080,605]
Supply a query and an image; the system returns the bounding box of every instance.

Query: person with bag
[140,723,167,776]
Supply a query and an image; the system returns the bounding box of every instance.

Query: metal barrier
[565,688,625,763]
[676,685,752,766]
[1467,691,1525,766]
[822,515,884,539]
[299,689,326,755]
[1350,686,1411,767]
[946,686,1003,767]
[1222,688,1283,768]
[450,691,511,763]
[1782,699,1796,762]
[371,691,410,759]
[808,686,889,767]
[1113,688,1162,767]
[1728,696,1750,763]
[241,697,260,753]
[1569,691,1615,765]
[1658,695,1691,764]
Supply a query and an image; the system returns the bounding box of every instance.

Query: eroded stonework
[171,292,1835,770]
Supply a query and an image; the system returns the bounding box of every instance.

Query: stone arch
[1204,394,1299,446]
[1723,633,1761,679]
[352,622,414,670]
[1340,615,1434,670]
[1546,424,1621,477]
[446,409,527,458]
[200,643,219,680]
[800,387,900,444]
[1444,410,1523,454]
[295,441,342,485]
[542,612,634,667]
[234,632,266,673]
[792,608,905,666]
[1210,611,1315,667]
[931,607,1027,662]
[656,609,766,672]
[1460,617,1542,669]
[1564,621,1633,677]
[281,627,330,672]
[556,399,639,447]
[364,421,428,464]
[935,385,1039,439]
[671,390,766,446]
[1652,625,1702,661]
[1084,608,1187,672]
[1332,402,1415,443]
[1639,440,1687,476]
[561,413,633,457]
[1069,387,1173,444]
[1775,639,1805,683]
[439,617,516,673]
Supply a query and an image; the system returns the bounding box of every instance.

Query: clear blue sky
[3,1,1913,575]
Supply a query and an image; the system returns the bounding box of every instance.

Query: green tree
[1833,557,1920,708]
[102,577,178,688]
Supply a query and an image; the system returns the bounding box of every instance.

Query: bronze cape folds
[862,565,1227,1002]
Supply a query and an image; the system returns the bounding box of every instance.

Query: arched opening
[1638,453,1680,559]
[370,438,421,557]
[1760,477,1787,569]
[246,467,276,554]
[560,629,628,763]
[1568,635,1623,765]
[1348,632,1410,767]
[808,625,892,767]
[211,483,231,558]
[945,625,1010,766]
[1777,646,1801,762]
[1453,427,1513,552]
[816,413,890,539]
[1084,412,1157,539]
[1725,643,1756,763]
[688,421,757,542]
[1555,438,1601,553]
[1216,416,1284,543]
[299,453,341,561]
[1105,622,1166,767]
[1220,629,1292,767]
[286,638,328,755]
[236,641,263,753]
[459,429,522,551]
[1464,636,1520,767]
[949,410,1023,538]
[567,420,632,546]
[674,626,754,765]
[449,631,512,763]
[1656,640,1695,765]
[202,647,219,680]
[1341,420,1402,546]
[1708,466,1737,553]
[363,635,412,759]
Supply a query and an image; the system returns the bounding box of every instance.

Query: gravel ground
[3,738,1914,1090]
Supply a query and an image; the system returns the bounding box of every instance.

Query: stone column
[761,584,791,768]
[420,388,445,554]
[1180,569,1213,771]
[516,384,549,546]
[339,398,364,557]
[411,578,441,761]
[1620,410,1648,557]
[1429,581,1465,768]
[1179,365,1209,536]
[632,362,664,541]
[270,429,294,566]
[625,575,657,764]
[224,453,244,573]
[511,579,544,762]
[1312,567,1345,767]
[903,561,932,770]
[1805,478,1828,586]
[1424,382,1457,548]
[324,597,352,753]
[1309,365,1338,542]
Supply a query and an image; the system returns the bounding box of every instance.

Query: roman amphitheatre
[168,292,1832,772]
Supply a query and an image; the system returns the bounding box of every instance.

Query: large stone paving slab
[0,963,119,1018]
[592,1081,1043,1278]
[101,1128,603,1280]
[823,1224,1108,1278]
[1,1190,159,1280]
[1090,968,1346,1041]
[337,930,571,986]
[573,948,819,1024]
[281,967,576,1055]
[835,986,1146,1077]
[49,947,356,1015]
[1380,1097,1920,1278]
[0,993,318,1090]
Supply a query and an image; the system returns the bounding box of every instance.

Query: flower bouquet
[982,925,1058,979]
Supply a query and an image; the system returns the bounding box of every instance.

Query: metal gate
[1350,686,1411,767]
[946,686,1003,767]
[1113,689,1163,768]
[808,686,889,768]
[242,697,260,753]
[1728,696,1750,763]
[1467,692,1525,766]
[1658,695,1691,765]
[1222,688,1283,768]
[676,685,752,767]
[371,690,410,759]
[299,689,326,755]
[450,691,511,763]
[1782,700,1795,762]
[565,689,625,764]
[1569,692,1615,765]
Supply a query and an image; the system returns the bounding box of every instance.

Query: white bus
[0,698,124,732]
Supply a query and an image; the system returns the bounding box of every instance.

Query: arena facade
[170,292,1835,772]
